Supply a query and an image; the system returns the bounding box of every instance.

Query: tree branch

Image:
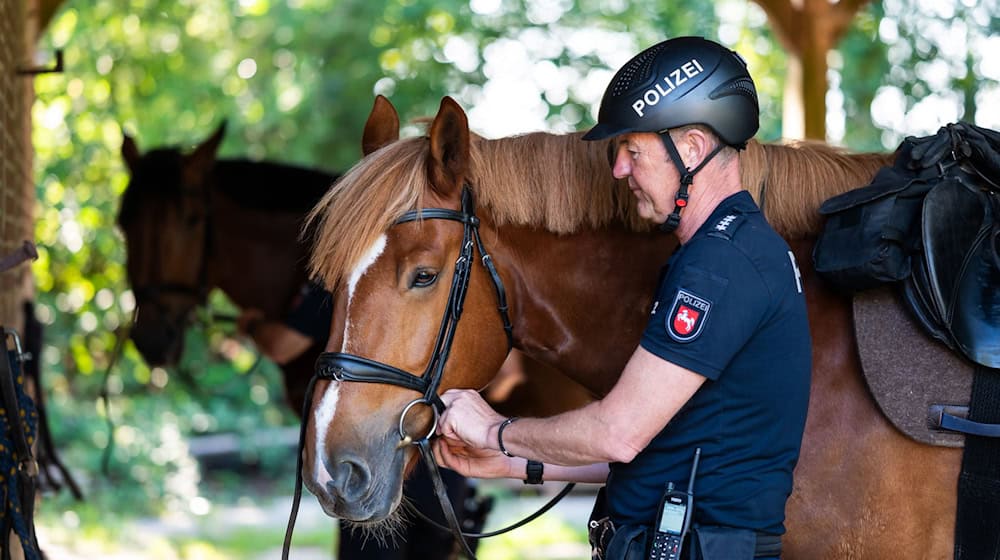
[751,0,801,53]
[831,0,873,42]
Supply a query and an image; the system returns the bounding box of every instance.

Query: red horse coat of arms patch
[667,289,711,342]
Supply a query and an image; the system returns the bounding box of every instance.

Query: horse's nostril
[326,456,371,502]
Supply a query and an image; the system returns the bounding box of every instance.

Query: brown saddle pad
[853,286,973,447]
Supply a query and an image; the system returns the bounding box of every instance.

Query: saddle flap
[920,175,1000,367]
[901,273,951,349]
[920,176,987,314]
[949,222,1000,367]
[854,287,972,447]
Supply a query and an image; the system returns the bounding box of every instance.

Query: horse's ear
[122,131,141,173]
[362,95,399,156]
[184,120,227,186]
[426,96,469,201]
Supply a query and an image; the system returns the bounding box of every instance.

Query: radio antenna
[687,448,701,496]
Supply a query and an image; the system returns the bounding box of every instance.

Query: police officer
[433,36,811,560]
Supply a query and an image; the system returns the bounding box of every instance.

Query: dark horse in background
[118,122,329,411]
[300,95,969,559]
[116,123,592,559]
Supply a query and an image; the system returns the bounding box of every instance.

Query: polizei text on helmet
[631,59,704,117]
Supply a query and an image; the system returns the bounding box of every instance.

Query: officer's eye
[411,269,438,289]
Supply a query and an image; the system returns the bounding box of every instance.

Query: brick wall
[0,0,36,331]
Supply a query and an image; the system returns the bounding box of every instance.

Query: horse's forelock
[306,138,428,289]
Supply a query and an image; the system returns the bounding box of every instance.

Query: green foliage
[838,0,1000,150]
[30,0,999,529]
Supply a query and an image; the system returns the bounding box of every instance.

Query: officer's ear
[676,128,714,169]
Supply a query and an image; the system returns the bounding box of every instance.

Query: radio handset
[648,448,701,560]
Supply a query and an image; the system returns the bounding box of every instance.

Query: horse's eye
[411,269,438,288]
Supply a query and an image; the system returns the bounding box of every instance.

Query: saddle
[903,165,1000,367]
[816,122,1000,446]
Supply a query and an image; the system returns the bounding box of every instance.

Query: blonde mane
[741,139,894,238]
[306,131,645,287]
[306,130,894,287]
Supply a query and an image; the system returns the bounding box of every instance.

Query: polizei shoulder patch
[666,288,712,342]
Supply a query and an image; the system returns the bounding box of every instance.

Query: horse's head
[302,97,512,524]
[117,122,225,366]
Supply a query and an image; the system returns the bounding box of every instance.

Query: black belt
[588,519,782,560]
[751,533,782,557]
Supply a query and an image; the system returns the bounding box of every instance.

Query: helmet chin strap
[657,132,725,233]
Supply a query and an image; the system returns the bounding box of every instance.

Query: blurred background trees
[28,0,1000,536]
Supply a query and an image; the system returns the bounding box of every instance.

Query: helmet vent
[714,77,758,106]
[609,43,668,98]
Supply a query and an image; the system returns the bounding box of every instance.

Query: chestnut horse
[300,94,962,558]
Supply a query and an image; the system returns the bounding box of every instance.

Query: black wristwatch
[524,460,544,485]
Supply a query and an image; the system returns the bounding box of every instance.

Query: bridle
[282,186,573,559]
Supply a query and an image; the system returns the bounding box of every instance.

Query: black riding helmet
[583,36,760,232]
[582,36,759,147]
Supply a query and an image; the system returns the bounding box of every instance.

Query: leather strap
[316,353,445,410]
[953,365,1000,559]
[940,412,1000,438]
[413,479,576,539]
[524,459,544,485]
[418,439,478,559]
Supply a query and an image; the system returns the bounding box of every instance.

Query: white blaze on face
[312,235,388,485]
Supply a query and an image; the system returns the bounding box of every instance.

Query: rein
[282,186,572,559]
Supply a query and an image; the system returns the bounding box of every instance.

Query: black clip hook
[17,49,64,76]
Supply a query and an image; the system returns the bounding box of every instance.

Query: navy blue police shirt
[285,280,333,341]
[605,190,811,536]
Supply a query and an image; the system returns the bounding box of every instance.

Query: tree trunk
[753,0,871,141]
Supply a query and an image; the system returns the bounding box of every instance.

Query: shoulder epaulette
[706,211,747,241]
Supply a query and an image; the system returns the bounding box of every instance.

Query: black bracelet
[524,459,543,485]
[497,417,518,457]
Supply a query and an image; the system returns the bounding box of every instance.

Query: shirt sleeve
[640,237,771,380]
[284,280,334,340]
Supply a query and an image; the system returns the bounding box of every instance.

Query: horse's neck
[209,192,310,317]
[497,223,674,397]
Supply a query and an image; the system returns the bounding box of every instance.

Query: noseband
[283,185,515,559]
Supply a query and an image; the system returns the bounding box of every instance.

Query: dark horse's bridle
[282,186,574,559]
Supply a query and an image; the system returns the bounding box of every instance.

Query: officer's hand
[433,437,515,479]
[438,389,505,450]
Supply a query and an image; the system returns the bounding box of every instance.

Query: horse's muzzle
[325,452,372,504]
[306,450,403,522]
[130,323,183,366]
